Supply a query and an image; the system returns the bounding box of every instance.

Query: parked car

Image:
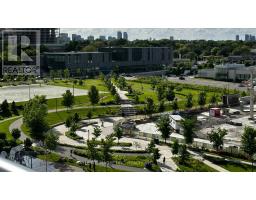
[179,76,185,80]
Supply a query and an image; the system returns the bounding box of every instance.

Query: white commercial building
[197,63,253,81]
[169,115,184,132]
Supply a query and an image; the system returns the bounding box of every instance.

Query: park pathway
[187,150,229,172]
[157,145,178,172]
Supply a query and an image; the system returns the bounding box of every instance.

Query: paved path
[56,145,149,172]
[9,117,28,141]
[188,150,229,172]
[157,145,178,171]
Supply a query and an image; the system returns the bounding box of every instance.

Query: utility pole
[250,69,255,120]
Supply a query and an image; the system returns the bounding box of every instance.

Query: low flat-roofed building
[169,114,184,132]
[42,47,173,74]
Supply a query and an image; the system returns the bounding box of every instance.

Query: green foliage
[144,97,155,115]
[86,138,99,163]
[11,128,21,140]
[24,138,32,149]
[63,68,70,79]
[1,100,11,117]
[62,90,75,110]
[197,91,207,107]
[152,148,161,163]
[166,87,175,102]
[185,93,193,109]
[44,131,59,151]
[208,128,227,151]
[209,93,218,105]
[88,85,100,105]
[181,118,196,145]
[179,145,189,164]
[241,126,256,159]
[172,139,180,155]
[114,123,123,143]
[117,76,127,89]
[156,84,166,101]
[158,100,165,112]
[156,114,171,143]
[92,126,102,138]
[172,98,179,111]
[23,96,48,138]
[101,135,115,169]
[147,140,156,153]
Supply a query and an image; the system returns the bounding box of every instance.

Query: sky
[61,28,256,41]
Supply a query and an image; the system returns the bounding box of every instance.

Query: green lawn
[46,106,120,126]
[127,80,220,109]
[204,155,256,172]
[0,117,21,140]
[48,79,109,92]
[16,93,115,111]
[173,157,217,172]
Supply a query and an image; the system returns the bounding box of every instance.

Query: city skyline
[61,28,256,41]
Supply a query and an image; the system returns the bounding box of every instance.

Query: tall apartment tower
[235,35,239,41]
[245,34,250,41]
[117,31,122,39]
[123,32,128,40]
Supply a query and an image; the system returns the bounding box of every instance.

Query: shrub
[0,132,6,140]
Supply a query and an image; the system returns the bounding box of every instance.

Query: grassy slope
[173,157,217,172]
[0,117,21,140]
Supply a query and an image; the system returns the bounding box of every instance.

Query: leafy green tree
[147,140,156,153]
[92,126,102,138]
[198,91,207,108]
[87,138,99,170]
[158,100,165,112]
[152,148,161,164]
[1,100,11,117]
[208,128,227,151]
[11,101,18,115]
[172,139,180,155]
[88,85,100,105]
[23,96,48,138]
[87,110,93,120]
[63,68,70,79]
[117,76,127,89]
[134,94,139,104]
[114,123,123,143]
[76,68,81,77]
[210,93,218,106]
[79,79,83,86]
[181,118,196,145]
[101,135,114,171]
[179,145,189,164]
[185,93,193,109]
[241,126,256,171]
[156,84,166,101]
[156,114,171,143]
[166,87,175,104]
[114,94,120,104]
[45,131,59,151]
[24,138,33,150]
[62,90,74,110]
[172,98,179,111]
[144,97,155,116]
[73,113,80,123]
[65,115,73,128]
[11,129,21,141]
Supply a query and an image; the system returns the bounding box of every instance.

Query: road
[167,76,248,91]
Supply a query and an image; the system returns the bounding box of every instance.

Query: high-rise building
[99,35,106,41]
[0,28,59,44]
[87,35,94,41]
[58,33,70,44]
[170,36,174,41]
[123,32,128,40]
[72,34,83,41]
[117,31,122,39]
[235,35,239,41]
[245,34,250,41]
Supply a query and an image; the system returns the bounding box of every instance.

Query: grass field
[204,155,256,172]
[16,93,115,110]
[173,157,217,172]
[127,80,220,109]
[0,117,21,140]
[48,79,109,92]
